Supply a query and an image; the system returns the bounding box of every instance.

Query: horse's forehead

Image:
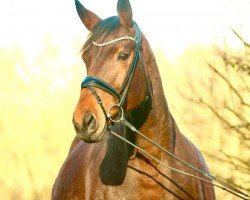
[100,24,134,39]
[118,25,135,36]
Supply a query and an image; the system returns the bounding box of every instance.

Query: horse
[52,0,216,199]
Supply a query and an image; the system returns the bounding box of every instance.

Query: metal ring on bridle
[107,104,124,123]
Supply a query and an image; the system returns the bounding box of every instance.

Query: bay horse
[52,0,216,199]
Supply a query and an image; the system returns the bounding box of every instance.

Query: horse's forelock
[82,16,120,52]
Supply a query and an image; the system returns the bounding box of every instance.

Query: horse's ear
[117,0,133,28]
[75,0,101,31]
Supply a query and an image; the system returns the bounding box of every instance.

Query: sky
[0,0,250,59]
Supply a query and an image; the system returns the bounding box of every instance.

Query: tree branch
[208,63,250,108]
[231,28,250,48]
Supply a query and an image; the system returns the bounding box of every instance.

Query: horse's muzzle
[72,113,106,143]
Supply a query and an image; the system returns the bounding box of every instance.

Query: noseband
[81,22,147,121]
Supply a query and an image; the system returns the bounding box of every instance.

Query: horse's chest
[90,162,172,200]
[93,177,165,200]
[53,144,204,200]
[91,160,203,200]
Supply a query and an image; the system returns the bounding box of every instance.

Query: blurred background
[0,0,249,199]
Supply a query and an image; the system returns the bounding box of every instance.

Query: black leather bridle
[80,22,148,122]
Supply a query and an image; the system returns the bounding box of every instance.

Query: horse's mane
[82,16,120,52]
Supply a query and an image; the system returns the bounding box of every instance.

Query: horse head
[73,0,149,143]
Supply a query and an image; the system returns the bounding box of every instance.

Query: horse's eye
[118,52,129,61]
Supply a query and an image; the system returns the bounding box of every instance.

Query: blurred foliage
[169,33,250,199]
[0,34,249,200]
[0,37,82,199]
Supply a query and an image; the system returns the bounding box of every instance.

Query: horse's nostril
[85,114,94,126]
[84,113,98,133]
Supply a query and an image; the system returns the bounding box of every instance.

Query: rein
[109,112,249,200]
[80,22,249,200]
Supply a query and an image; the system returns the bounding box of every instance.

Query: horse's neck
[135,38,175,157]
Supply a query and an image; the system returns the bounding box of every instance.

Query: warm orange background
[0,1,249,199]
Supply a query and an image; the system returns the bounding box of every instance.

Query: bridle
[81,22,145,110]
[80,22,152,128]
[79,22,249,200]
[81,22,152,124]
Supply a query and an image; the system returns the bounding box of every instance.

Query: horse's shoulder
[174,132,216,199]
[174,130,207,170]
